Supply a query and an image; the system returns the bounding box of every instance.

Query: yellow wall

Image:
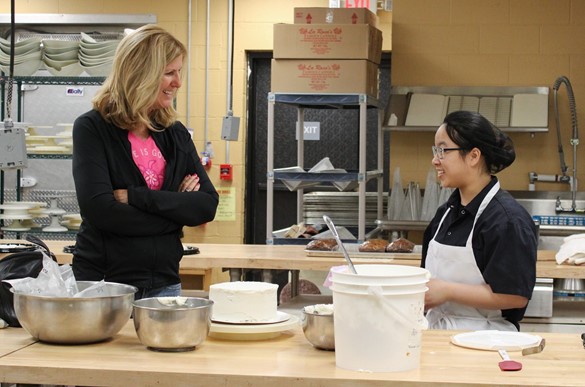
[391,0,585,194]
[5,0,391,245]
[9,0,579,246]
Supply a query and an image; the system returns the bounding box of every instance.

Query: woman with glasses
[421,110,537,331]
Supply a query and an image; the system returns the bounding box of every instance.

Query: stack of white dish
[0,37,42,76]
[22,201,50,229]
[25,124,72,154]
[61,213,81,230]
[41,199,67,232]
[42,39,83,76]
[56,123,74,149]
[78,33,119,76]
[0,201,48,231]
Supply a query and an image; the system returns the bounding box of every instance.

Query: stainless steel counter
[522,299,585,334]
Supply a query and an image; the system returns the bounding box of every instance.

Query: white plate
[42,224,68,232]
[27,135,71,140]
[42,208,66,215]
[0,203,37,210]
[451,330,542,351]
[4,201,47,208]
[1,225,31,232]
[61,220,81,230]
[62,213,81,221]
[211,311,291,325]
[0,214,33,220]
[209,313,298,341]
[28,145,70,154]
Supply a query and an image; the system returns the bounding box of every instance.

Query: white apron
[425,181,516,331]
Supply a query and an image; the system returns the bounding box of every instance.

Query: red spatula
[498,349,522,371]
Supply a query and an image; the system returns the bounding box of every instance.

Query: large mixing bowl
[133,297,213,352]
[301,304,335,351]
[12,281,137,344]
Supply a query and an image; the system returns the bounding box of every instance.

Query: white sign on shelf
[295,121,320,141]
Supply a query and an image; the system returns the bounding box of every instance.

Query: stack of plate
[61,213,81,230]
[56,123,74,149]
[78,32,119,76]
[0,37,42,76]
[0,201,48,231]
[22,201,50,229]
[41,203,67,232]
[42,39,83,76]
[302,192,388,226]
[25,128,71,155]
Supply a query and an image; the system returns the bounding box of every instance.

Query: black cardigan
[71,109,218,289]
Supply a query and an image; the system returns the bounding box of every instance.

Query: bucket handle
[367,285,429,331]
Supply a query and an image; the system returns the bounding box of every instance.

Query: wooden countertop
[2,240,585,278]
[0,327,35,358]
[0,320,584,386]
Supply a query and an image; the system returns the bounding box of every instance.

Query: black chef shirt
[421,177,538,329]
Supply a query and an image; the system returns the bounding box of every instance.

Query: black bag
[0,235,57,327]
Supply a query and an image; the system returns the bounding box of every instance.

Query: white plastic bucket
[332,264,430,285]
[331,280,428,294]
[331,264,429,373]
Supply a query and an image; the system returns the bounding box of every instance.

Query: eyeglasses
[432,146,465,159]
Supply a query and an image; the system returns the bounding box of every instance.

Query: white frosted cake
[209,281,278,323]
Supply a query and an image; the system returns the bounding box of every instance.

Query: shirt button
[447,231,451,236]
[461,210,465,214]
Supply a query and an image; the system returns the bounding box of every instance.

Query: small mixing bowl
[133,297,213,352]
[12,281,137,344]
[301,304,335,351]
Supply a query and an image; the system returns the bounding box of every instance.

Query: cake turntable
[209,312,298,341]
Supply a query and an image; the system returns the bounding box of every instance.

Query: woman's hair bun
[443,111,515,174]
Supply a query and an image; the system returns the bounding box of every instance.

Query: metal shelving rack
[266,93,384,244]
[383,85,550,132]
[0,76,103,237]
[0,13,154,239]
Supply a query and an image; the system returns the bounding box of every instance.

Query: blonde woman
[72,25,218,299]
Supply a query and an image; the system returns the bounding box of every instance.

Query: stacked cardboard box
[271,7,382,96]
[293,7,378,26]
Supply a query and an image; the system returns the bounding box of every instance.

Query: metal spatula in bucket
[322,215,357,274]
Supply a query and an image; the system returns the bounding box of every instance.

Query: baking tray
[304,243,420,260]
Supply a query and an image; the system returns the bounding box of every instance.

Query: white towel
[555,233,585,265]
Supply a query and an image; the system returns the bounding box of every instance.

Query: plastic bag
[399,181,422,221]
[387,167,405,220]
[0,235,57,327]
[421,167,440,221]
[5,254,76,297]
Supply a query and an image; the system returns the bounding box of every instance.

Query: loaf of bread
[306,238,338,251]
[385,238,415,253]
[358,239,389,253]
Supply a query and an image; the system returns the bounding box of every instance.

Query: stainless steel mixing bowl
[12,281,137,344]
[301,306,335,351]
[132,297,213,352]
